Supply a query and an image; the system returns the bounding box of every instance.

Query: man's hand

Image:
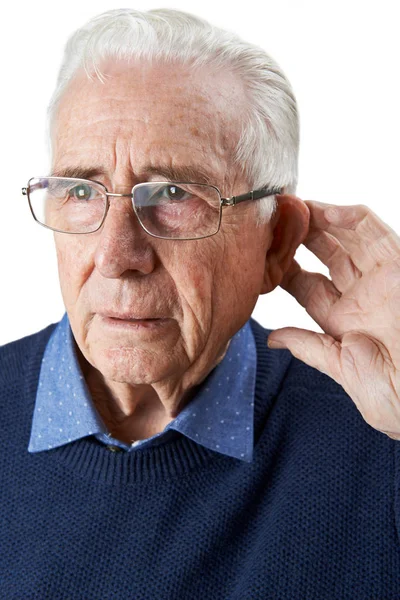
[267,199,400,441]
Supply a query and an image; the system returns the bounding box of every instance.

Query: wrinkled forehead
[51,58,246,187]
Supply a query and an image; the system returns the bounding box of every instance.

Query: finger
[304,201,372,271]
[280,259,341,336]
[305,200,400,272]
[326,220,400,272]
[303,228,362,294]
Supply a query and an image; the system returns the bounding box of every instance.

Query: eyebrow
[50,164,218,186]
[50,166,106,180]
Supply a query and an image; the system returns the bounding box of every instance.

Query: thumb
[267,327,341,379]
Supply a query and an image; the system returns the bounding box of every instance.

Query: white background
[1,0,399,345]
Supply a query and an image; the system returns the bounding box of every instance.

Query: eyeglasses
[21,177,282,240]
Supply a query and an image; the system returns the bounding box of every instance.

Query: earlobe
[260,195,310,295]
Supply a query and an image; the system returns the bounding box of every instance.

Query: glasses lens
[27,177,107,233]
[133,182,221,239]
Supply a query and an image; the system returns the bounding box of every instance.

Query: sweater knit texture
[1,318,400,599]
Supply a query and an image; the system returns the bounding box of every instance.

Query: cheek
[164,242,219,347]
[184,264,210,302]
[54,236,94,307]
[214,228,269,320]
[172,251,214,317]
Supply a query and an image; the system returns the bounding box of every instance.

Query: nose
[94,196,157,278]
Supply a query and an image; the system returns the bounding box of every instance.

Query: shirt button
[106,445,122,453]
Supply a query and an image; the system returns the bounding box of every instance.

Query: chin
[91,344,182,386]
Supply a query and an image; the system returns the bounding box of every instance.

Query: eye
[164,185,188,201]
[69,183,94,201]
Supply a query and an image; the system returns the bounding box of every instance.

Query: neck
[74,339,231,444]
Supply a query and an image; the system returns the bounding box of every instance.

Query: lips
[99,311,163,321]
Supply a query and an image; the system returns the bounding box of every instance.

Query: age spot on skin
[190,126,201,138]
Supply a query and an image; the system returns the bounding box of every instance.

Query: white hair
[47,8,299,223]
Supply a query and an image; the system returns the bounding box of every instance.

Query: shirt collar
[29,312,256,462]
[166,324,256,461]
[28,313,107,452]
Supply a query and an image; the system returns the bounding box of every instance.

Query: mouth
[109,317,159,322]
[99,311,164,320]
[99,314,171,330]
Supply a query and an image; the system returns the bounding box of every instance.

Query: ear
[260,194,310,294]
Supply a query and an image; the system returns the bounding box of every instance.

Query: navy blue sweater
[1,319,400,599]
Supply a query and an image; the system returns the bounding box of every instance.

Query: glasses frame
[22,176,283,241]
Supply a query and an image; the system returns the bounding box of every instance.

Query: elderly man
[1,7,400,599]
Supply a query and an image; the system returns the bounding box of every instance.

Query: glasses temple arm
[221,186,283,206]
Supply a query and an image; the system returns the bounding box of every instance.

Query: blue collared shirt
[28,312,257,462]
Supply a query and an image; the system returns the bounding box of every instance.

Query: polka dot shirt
[28,312,256,462]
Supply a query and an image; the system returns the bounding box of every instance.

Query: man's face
[51,59,274,404]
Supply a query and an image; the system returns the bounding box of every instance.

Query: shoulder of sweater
[249,317,347,397]
[0,321,58,385]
